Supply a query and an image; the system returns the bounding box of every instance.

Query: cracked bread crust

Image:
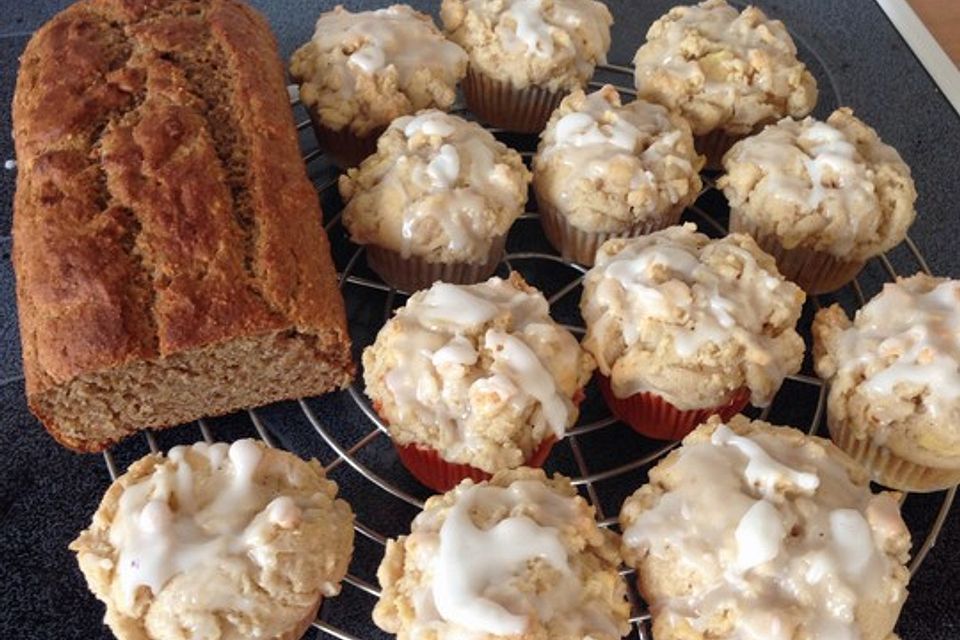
[12,0,353,451]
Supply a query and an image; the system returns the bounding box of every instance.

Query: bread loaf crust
[13,0,353,451]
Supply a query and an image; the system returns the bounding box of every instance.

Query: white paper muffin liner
[730,212,865,294]
[462,66,566,134]
[538,198,684,266]
[828,416,960,493]
[365,235,506,293]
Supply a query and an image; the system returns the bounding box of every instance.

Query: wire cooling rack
[98,60,958,640]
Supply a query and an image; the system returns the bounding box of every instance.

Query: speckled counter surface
[1,1,959,638]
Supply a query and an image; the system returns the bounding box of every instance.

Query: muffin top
[620,416,912,640]
[719,108,917,261]
[533,85,704,234]
[374,467,631,639]
[363,273,594,473]
[340,110,531,264]
[633,0,818,136]
[70,440,355,640]
[290,5,468,136]
[580,224,805,410]
[814,273,960,467]
[441,0,613,92]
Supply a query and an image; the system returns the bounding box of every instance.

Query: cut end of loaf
[30,329,354,453]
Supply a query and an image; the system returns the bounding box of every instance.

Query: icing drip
[433,482,574,634]
[310,6,467,94]
[581,225,800,404]
[461,0,611,78]
[109,440,304,606]
[385,111,524,261]
[633,0,812,133]
[623,423,908,640]
[374,277,583,466]
[729,116,879,252]
[834,278,960,417]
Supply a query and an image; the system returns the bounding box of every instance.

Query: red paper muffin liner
[598,375,750,441]
[383,389,583,493]
[394,436,557,493]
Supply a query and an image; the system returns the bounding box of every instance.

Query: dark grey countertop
[2,1,960,638]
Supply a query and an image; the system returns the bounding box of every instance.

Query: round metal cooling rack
[98,62,957,640]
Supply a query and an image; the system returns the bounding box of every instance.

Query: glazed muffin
[362,273,594,492]
[533,85,704,265]
[290,5,468,167]
[441,0,613,133]
[719,108,917,294]
[374,468,631,639]
[814,274,960,492]
[633,0,818,166]
[70,440,355,640]
[340,110,530,292]
[580,224,805,440]
[620,415,912,640]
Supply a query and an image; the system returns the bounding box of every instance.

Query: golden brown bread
[12,0,354,451]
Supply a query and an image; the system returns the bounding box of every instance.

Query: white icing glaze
[581,225,800,405]
[460,0,611,79]
[310,6,467,96]
[384,110,526,261]
[432,482,574,634]
[712,424,820,497]
[535,87,701,223]
[623,422,909,640]
[831,277,960,418]
[633,0,812,133]
[109,440,305,607]
[374,277,584,465]
[727,116,879,253]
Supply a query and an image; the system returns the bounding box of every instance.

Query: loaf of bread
[12,0,354,451]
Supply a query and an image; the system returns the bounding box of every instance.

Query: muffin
[620,415,912,640]
[374,468,631,639]
[814,274,960,492]
[719,108,918,294]
[580,224,805,440]
[441,0,613,133]
[290,5,468,167]
[340,110,531,292]
[633,0,818,166]
[362,273,595,492]
[70,440,355,640]
[533,85,704,265]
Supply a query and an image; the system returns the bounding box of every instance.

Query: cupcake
[814,274,960,492]
[620,415,912,640]
[533,85,704,266]
[440,0,612,133]
[340,110,530,292]
[290,5,468,167]
[580,224,805,440]
[633,0,818,166]
[362,273,594,492]
[374,468,631,639]
[719,108,918,294]
[70,440,355,640]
